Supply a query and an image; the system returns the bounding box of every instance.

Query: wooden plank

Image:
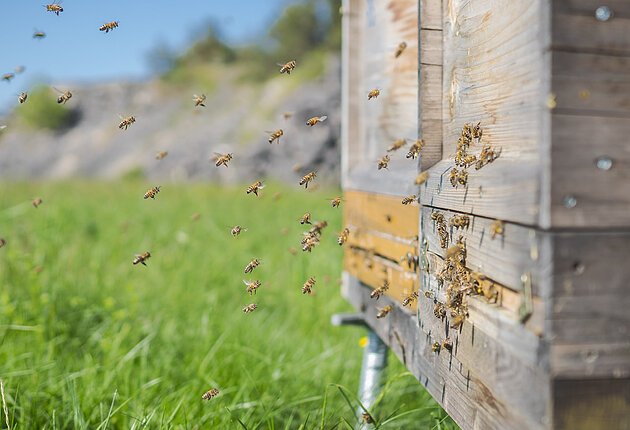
[345,228,416,265]
[554,0,630,17]
[553,13,630,56]
[420,0,443,30]
[420,29,443,65]
[550,115,630,227]
[344,249,418,312]
[342,275,551,430]
[553,378,630,430]
[420,62,443,170]
[549,232,630,378]
[343,190,419,239]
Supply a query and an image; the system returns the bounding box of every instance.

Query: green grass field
[0,182,457,429]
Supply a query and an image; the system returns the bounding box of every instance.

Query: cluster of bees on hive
[0,1,359,403]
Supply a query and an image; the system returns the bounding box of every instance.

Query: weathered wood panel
[553,378,630,430]
[553,11,630,56]
[343,275,550,430]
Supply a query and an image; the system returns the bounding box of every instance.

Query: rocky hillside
[0,56,341,185]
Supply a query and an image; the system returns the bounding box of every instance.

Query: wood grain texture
[549,232,630,379]
[553,378,630,430]
[342,275,551,430]
[554,0,630,17]
[553,12,630,56]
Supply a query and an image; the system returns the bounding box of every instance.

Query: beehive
[341,1,630,428]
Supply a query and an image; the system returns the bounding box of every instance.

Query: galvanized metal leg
[331,313,389,426]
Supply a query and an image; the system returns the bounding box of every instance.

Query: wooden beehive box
[340,1,630,429]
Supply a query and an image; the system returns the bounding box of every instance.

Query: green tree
[269,1,325,60]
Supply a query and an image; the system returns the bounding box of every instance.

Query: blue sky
[0,0,292,113]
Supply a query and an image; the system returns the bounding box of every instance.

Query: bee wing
[52,87,64,94]
[0,125,7,130]
[318,116,328,122]
[276,63,286,67]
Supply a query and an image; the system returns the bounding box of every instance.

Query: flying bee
[370,280,390,300]
[33,30,46,39]
[144,186,161,200]
[489,220,504,240]
[118,115,135,130]
[395,41,408,58]
[278,60,296,74]
[309,220,328,235]
[244,258,260,274]
[212,152,233,167]
[282,112,293,120]
[431,341,441,353]
[99,21,119,33]
[299,171,317,189]
[402,291,419,307]
[132,251,151,266]
[330,197,342,208]
[305,116,327,126]
[442,337,453,352]
[192,94,206,107]
[299,212,312,225]
[155,151,168,160]
[231,225,246,237]
[302,235,320,252]
[302,276,316,295]
[242,303,258,313]
[367,88,380,100]
[2,73,15,82]
[401,195,416,205]
[267,129,283,144]
[202,388,219,401]
[45,2,63,15]
[406,139,425,159]
[246,181,264,196]
[414,171,429,185]
[337,228,350,246]
[18,92,28,104]
[0,238,6,248]
[377,155,390,170]
[243,280,261,295]
[434,302,446,319]
[32,198,43,208]
[376,305,392,319]
[362,412,374,424]
[387,138,407,152]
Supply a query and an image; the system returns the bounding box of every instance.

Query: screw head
[563,195,577,209]
[595,6,613,21]
[595,156,613,171]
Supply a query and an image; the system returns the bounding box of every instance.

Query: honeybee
[402,291,419,307]
[192,94,206,107]
[299,171,317,189]
[306,116,327,126]
[309,220,328,235]
[489,220,504,240]
[52,87,72,104]
[99,21,119,33]
[377,155,390,170]
[433,302,446,319]
[367,88,380,100]
[282,112,293,120]
[202,388,219,401]
[33,30,46,39]
[231,225,246,237]
[155,151,168,160]
[278,60,296,74]
[406,139,425,159]
[242,303,258,313]
[370,280,390,300]
[212,152,233,167]
[449,214,470,229]
[299,212,312,225]
[244,258,260,274]
[246,181,264,196]
[330,197,342,208]
[45,2,63,15]
[431,341,441,353]
[143,186,161,199]
[118,115,135,130]
[132,251,151,266]
[18,92,27,104]
[401,195,417,205]
[243,280,261,295]
[362,412,374,424]
[395,41,408,58]
[267,129,283,144]
[337,228,350,246]
[301,235,320,252]
[32,198,43,208]
[2,73,15,82]
[449,168,458,187]
[450,313,465,330]
[457,169,468,186]
[0,238,6,248]
[442,337,453,352]
[387,138,407,152]
[376,305,392,319]
[302,276,316,295]
[414,171,429,185]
